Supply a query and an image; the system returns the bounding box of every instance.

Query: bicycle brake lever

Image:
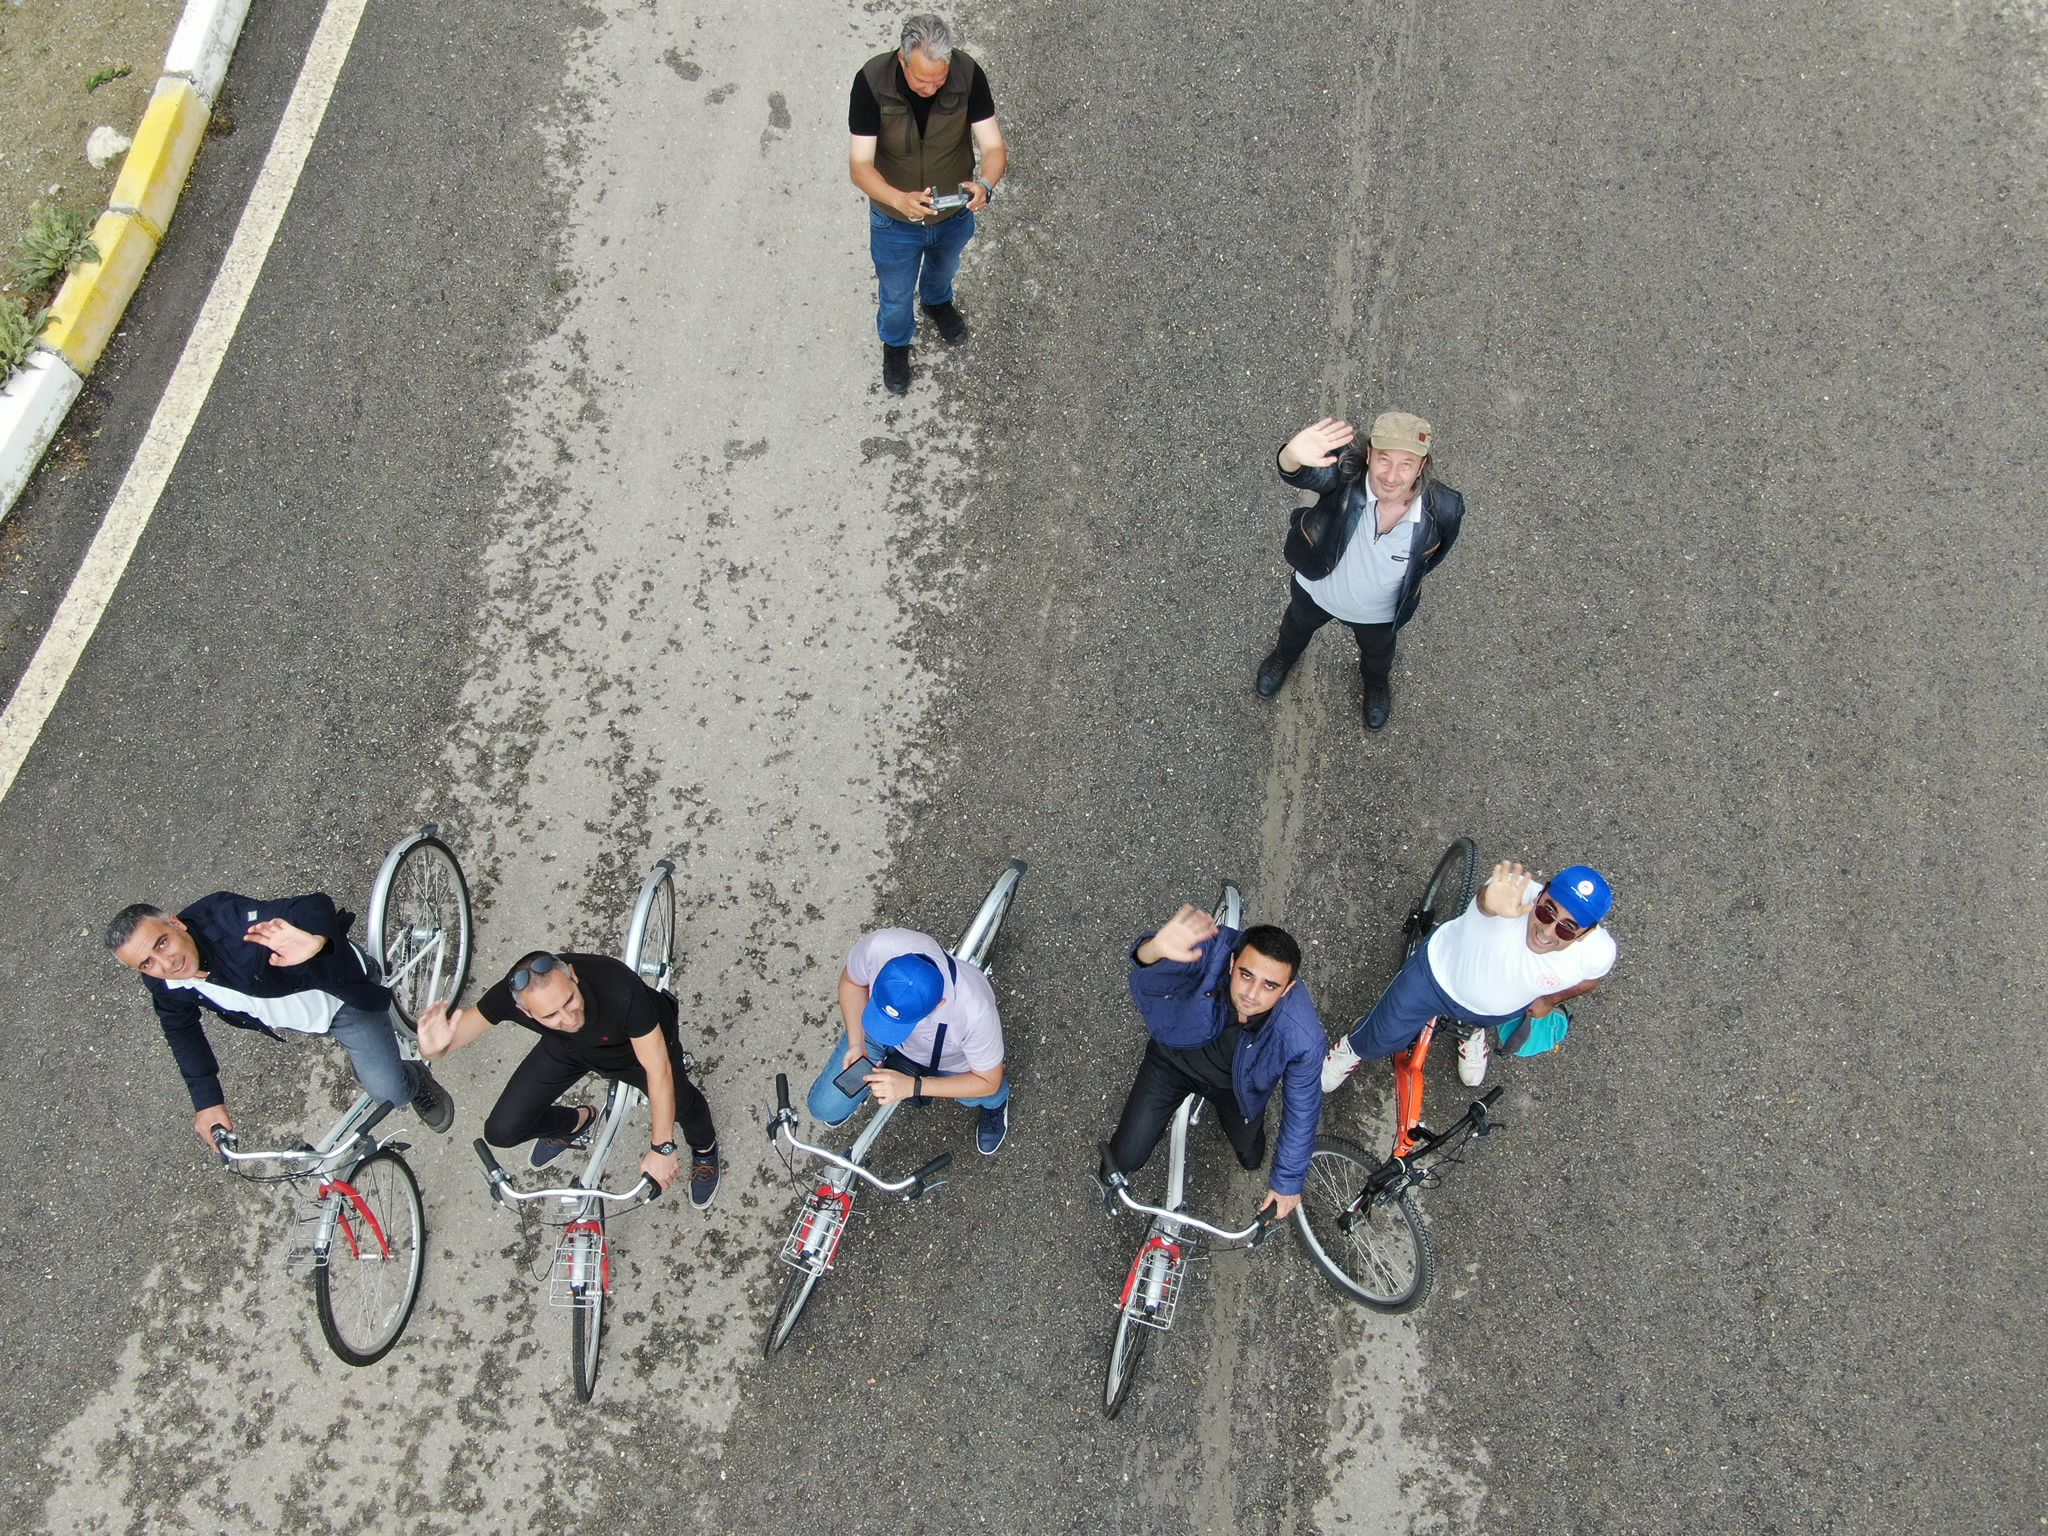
[905,1152,953,1201]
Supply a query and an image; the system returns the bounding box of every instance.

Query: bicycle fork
[784,1181,855,1276]
[1118,1228,1187,1330]
[313,1176,388,1266]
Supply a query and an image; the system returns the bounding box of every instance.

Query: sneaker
[1457,1027,1491,1087]
[882,343,911,395]
[688,1143,721,1208]
[1320,1035,1363,1094]
[530,1105,594,1168]
[410,1071,455,1134]
[921,301,968,344]
[976,1101,1009,1155]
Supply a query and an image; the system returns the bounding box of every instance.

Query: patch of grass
[87,65,135,92]
[11,205,100,294]
[0,296,51,380]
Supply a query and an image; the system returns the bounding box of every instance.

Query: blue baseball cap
[861,954,945,1049]
[1547,866,1613,928]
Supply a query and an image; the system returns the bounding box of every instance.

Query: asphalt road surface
[1,1,2042,1532]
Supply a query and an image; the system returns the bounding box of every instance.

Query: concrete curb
[0,0,252,520]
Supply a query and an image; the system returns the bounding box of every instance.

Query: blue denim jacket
[1126,927,1327,1195]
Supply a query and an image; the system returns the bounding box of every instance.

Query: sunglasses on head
[511,953,562,992]
[1532,894,1587,942]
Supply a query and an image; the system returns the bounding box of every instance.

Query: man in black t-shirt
[417,951,721,1207]
[849,13,1007,394]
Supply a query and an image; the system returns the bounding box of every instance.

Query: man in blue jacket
[1100,903,1325,1219]
[107,891,453,1148]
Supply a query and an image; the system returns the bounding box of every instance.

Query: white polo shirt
[1299,485,1420,624]
[846,927,1005,1074]
[1426,879,1617,1018]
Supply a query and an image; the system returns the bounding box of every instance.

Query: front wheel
[1104,1247,1166,1418]
[367,830,473,1027]
[1294,1135,1435,1312]
[764,1265,822,1357]
[571,1279,604,1401]
[314,1149,426,1365]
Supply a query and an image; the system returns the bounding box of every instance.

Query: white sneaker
[1321,1035,1363,1094]
[1457,1027,1490,1087]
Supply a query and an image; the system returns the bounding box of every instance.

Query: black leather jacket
[1279,452,1466,628]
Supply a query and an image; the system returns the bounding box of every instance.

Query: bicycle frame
[1351,1085,1504,1212]
[768,1074,953,1277]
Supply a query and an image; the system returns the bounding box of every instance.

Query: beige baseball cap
[1369,410,1433,458]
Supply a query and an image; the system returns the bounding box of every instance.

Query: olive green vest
[862,50,980,223]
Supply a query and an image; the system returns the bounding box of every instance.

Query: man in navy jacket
[107,890,453,1147]
[1101,903,1325,1219]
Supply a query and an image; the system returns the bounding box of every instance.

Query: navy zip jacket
[1279,453,1466,629]
[141,891,389,1111]
[1126,926,1326,1196]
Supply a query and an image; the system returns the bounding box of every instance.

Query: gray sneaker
[411,1070,455,1134]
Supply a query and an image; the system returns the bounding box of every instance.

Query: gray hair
[106,902,167,952]
[900,14,953,61]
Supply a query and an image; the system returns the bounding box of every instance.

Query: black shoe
[688,1143,721,1209]
[1363,682,1392,731]
[882,344,911,395]
[976,1102,1009,1155]
[1255,650,1294,699]
[921,301,968,344]
[530,1104,595,1168]
[410,1071,455,1134]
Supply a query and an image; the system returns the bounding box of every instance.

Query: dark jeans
[1271,577,1397,690]
[484,1028,716,1153]
[1104,1038,1265,1178]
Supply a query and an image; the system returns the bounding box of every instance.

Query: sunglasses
[1532,895,1587,942]
[511,953,563,992]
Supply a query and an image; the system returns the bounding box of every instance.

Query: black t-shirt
[848,56,996,137]
[476,952,674,1076]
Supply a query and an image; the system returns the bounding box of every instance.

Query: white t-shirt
[1299,485,1420,624]
[845,927,1004,1074]
[167,976,341,1036]
[1425,879,1617,1018]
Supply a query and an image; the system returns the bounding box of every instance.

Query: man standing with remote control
[849,13,1008,396]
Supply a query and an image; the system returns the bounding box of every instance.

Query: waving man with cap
[807,927,1011,1155]
[1256,411,1467,732]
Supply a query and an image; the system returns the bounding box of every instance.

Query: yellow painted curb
[41,212,162,375]
[111,78,210,242]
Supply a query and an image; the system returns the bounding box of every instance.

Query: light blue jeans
[328,1002,424,1108]
[870,207,977,346]
[807,1031,1009,1127]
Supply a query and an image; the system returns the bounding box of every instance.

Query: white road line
[0,0,369,806]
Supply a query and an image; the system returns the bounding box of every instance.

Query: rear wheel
[764,1265,822,1357]
[1294,1135,1434,1312]
[955,858,1026,972]
[624,860,676,992]
[1404,838,1477,963]
[570,1229,606,1401]
[314,1149,426,1365]
[367,831,473,1027]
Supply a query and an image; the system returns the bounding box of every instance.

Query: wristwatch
[974,176,995,202]
[651,1140,677,1156]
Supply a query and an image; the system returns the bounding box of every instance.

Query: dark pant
[484,1029,716,1152]
[1104,1039,1265,1178]
[1271,578,1396,690]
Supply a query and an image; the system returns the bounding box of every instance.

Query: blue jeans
[328,1002,425,1108]
[1345,950,1527,1060]
[807,1031,1009,1127]
[870,207,977,346]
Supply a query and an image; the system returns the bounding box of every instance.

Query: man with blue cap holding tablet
[806,926,1011,1154]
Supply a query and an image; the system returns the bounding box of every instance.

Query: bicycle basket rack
[548,1220,612,1305]
[285,1203,334,1273]
[1119,1233,1191,1332]
[779,1185,854,1277]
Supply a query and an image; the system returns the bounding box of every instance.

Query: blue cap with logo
[861,954,945,1049]
[1547,866,1613,928]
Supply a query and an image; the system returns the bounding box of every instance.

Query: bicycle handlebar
[1403,1085,1505,1157]
[471,1138,663,1209]
[211,1125,358,1174]
[765,1076,951,1200]
[1101,1174,1279,1247]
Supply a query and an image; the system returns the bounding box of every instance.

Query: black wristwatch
[651,1140,677,1156]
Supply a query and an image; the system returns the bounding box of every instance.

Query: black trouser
[1271,577,1397,690]
[1104,1038,1266,1178]
[483,1028,716,1152]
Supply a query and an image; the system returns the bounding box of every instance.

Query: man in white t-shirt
[1322,861,1617,1101]
[805,926,1011,1154]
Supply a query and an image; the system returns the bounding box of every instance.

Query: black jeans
[1104,1038,1266,1178]
[484,1028,716,1152]
[1271,578,1396,690]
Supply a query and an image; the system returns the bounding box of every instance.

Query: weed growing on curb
[0,297,50,380]
[11,205,100,294]
[87,65,135,92]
